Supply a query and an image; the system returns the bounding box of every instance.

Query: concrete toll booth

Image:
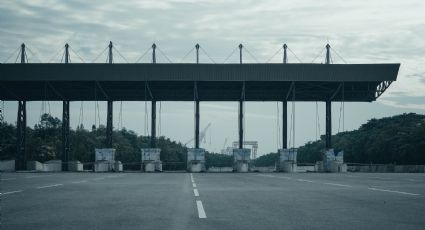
[187,148,206,172]
[316,149,347,172]
[141,148,162,172]
[95,148,118,172]
[278,148,298,172]
[233,148,251,172]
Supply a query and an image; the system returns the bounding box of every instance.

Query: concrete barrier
[297,165,315,172]
[27,161,44,171]
[348,164,425,173]
[44,160,62,172]
[0,160,15,172]
[233,148,251,172]
[68,161,83,172]
[114,161,123,172]
[187,148,206,172]
[94,161,113,172]
[281,161,297,173]
[250,166,276,172]
[207,167,233,172]
[235,162,249,172]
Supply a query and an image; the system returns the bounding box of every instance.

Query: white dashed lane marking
[368,187,420,196]
[36,184,63,189]
[194,188,199,197]
[1,190,23,196]
[323,182,353,188]
[196,200,207,218]
[71,180,88,184]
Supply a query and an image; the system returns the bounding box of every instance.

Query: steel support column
[106,100,113,148]
[282,101,287,149]
[325,100,332,149]
[151,100,156,148]
[195,100,200,148]
[62,101,70,170]
[238,100,244,149]
[16,100,26,170]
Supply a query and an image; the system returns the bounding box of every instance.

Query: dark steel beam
[239,99,244,149]
[282,100,287,149]
[16,100,26,170]
[106,100,113,148]
[195,100,200,149]
[151,100,156,148]
[325,100,332,149]
[62,100,70,171]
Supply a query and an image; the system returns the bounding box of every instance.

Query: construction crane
[184,123,211,147]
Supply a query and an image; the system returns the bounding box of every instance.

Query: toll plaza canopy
[0,63,399,102]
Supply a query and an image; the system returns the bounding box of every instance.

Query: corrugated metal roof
[0,63,399,82]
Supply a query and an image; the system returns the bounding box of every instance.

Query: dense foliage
[1,113,425,166]
[254,113,425,165]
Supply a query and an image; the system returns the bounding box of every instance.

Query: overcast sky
[1,0,424,155]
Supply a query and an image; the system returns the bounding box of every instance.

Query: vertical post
[325,44,331,149]
[282,101,287,149]
[239,44,243,64]
[282,44,288,149]
[152,43,156,64]
[106,100,113,148]
[20,43,26,64]
[325,44,330,65]
[108,41,113,64]
[16,43,26,170]
[239,100,244,149]
[62,43,70,170]
[325,101,331,149]
[194,44,200,148]
[65,43,70,64]
[151,101,156,148]
[195,44,200,64]
[195,100,200,149]
[62,101,70,170]
[16,101,26,170]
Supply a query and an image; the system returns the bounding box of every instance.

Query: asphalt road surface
[1,172,424,230]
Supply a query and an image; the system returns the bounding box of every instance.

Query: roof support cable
[179,46,196,63]
[223,46,239,63]
[311,47,326,63]
[266,46,283,63]
[69,46,86,63]
[92,45,108,63]
[287,47,303,63]
[199,46,216,63]
[156,46,173,63]
[113,46,129,63]
[3,45,21,63]
[244,47,259,63]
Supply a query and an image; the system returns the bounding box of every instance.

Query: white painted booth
[278,148,298,173]
[141,148,162,172]
[187,148,206,172]
[233,148,251,172]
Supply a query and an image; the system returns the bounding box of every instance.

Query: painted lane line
[71,180,88,184]
[1,190,23,196]
[323,182,353,188]
[93,177,106,181]
[257,174,293,180]
[368,187,420,196]
[194,188,199,197]
[196,200,207,219]
[192,183,197,188]
[1,178,16,181]
[37,184,63,189]
[297,179,314,183]
[26,175,53,179]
